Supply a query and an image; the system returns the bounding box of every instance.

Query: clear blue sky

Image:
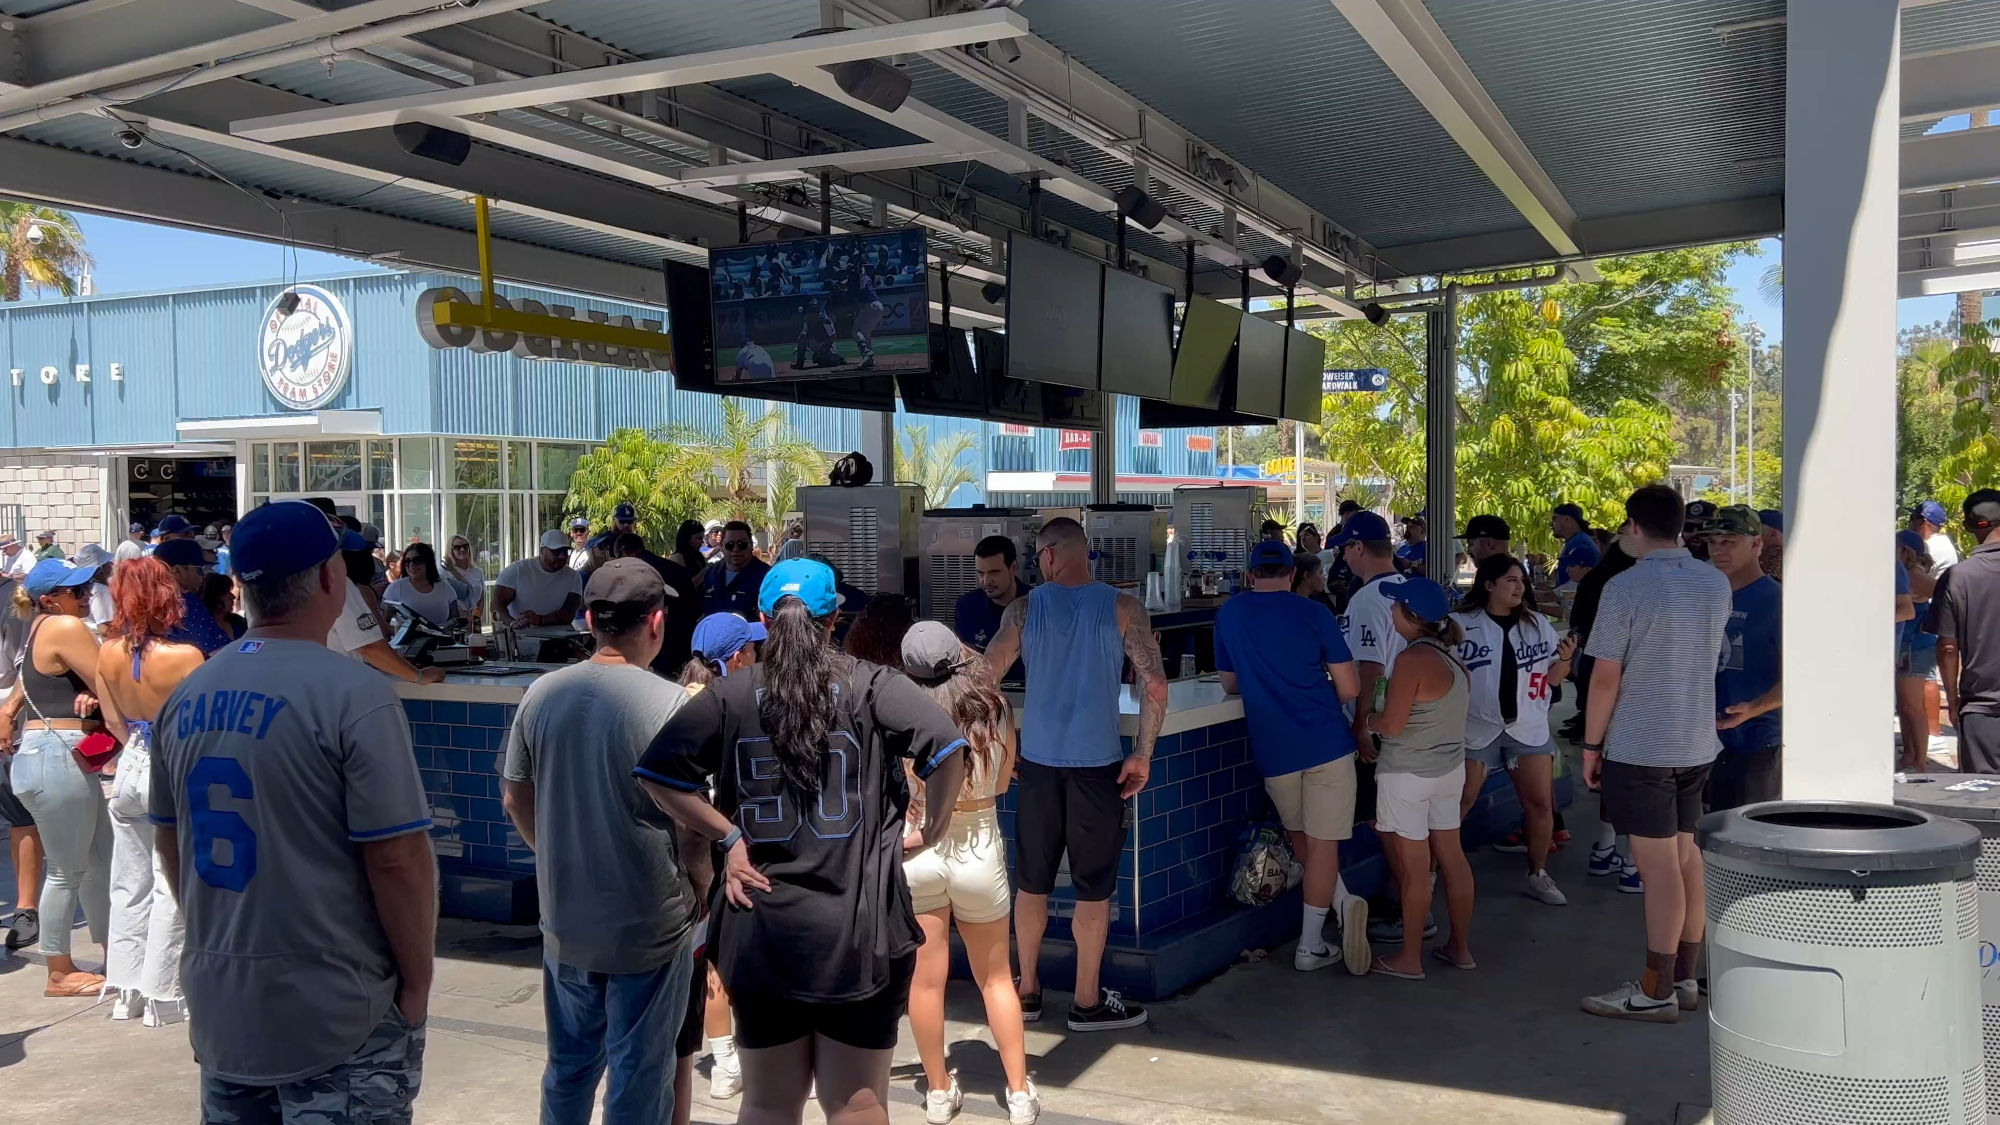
[1723,236,1957,341]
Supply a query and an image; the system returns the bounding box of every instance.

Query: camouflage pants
[200,1005,425,1124]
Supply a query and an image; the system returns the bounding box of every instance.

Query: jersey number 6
[188,756,257,892]
[736,733,861,843]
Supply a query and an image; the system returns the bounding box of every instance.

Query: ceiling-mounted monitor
[1005,233,1101,391]
[1231,312,1285,420]
[974,328,1043,425]
[710,227,930,383]
[898,327,985,420]
[1282,327,1326,424]
[1169,295,1241,408]
[1098,267,1175,400]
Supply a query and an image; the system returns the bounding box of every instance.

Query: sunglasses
[723,539,752,550]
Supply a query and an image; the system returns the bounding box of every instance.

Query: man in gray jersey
[151,500,437,1124]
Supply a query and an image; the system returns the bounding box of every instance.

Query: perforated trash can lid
[1697,800,1979,877]
[1895,774,2000,835]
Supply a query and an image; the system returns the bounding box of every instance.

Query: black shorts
[1601,760,1713,838]
[676,950,708,1059]
[0,771,31,830]
[1014,759,1127,901]
[730,955,914,1051]
[1705,748,1781,813]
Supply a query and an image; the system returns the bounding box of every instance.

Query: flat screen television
[1098,267,1174,399]
[974,328,1044,425]
[898,327,985,420]
[1231,312,1285,419]
[709,227,930,383]
[1042,384,1105,429]
[1282,327,1326,424]
[664,259,717,391]
[1169,295,1240,408]
[1005,233,1101,391]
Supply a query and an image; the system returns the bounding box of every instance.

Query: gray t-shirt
[149,637,431,1085]
[502,660,695,973]
[1583,547,1733,767]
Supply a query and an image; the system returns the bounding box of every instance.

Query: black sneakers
[4,908,37,951]
[1066,989,1148,1032]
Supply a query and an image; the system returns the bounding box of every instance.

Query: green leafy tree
[0,201,91,302]
[1898,324,1957,511]
[894,424,979,508]
[1933,317,2000,548]
[564,428,712,551]
[667,399,825,539]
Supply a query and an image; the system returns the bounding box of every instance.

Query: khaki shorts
[902,807,1012,923]
[1262,755,1357,841]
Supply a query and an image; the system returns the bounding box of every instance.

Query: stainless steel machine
[917,506,1039,625]
[1171,486,1258,596]
[800,484,924,596]
[1083,504,1166,589]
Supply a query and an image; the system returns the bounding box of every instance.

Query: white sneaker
[1524,869,1569,906]
[1294,942,1342,972]
[143,998,187,1028]
[1580,980,1679,1023]
[1675,978,1700,1011]
[708,1051,742,1100]
[1007,1081,1043,1125]
[109,987,142,1021]
[925,1071,963,1124]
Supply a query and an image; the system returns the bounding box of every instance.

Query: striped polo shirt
[1583,547,1733,767]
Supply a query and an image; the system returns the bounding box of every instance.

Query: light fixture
[794,29,914,112]
[781,184,812,208]
[1260,254,1302,288]
[275,290,302,317]
[1114,184,1166,230]
[392,121,471,166]
[1362,302,1389,326]
[980,281,1007,304]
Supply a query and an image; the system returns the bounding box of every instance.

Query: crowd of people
[5,475,1995,1123]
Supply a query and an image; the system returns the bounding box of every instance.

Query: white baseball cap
[539,530,569,552]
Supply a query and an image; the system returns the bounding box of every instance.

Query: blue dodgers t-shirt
[1214,590,1357,778]
[1716,575,1782,754]
[1557,530,1600,580]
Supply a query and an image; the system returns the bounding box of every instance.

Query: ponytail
[758,597,850,796]
[676,654,723,688]
[11,583,32,620]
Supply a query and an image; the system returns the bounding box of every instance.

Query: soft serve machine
[916,506,1040,626]
[1170,485,1258,599]
[799,484,924,597]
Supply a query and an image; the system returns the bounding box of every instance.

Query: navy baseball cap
[1460,514,1511,541]
[1759,509,1783,532]
[23,558,94,600]
[1248,540,1295,569]
[231,500,342,583]
[1896,529,1927,555]
[128,521,146,535]
[691,612,767,672]
[1914,500,1948,527]
[1327,510,1391,547]
[153,538,207,568]
[153,514,191,536]
[1553,503,1586,522]
[614,502,638,522]
[760,558,840,617]
[1382,576,1453,623]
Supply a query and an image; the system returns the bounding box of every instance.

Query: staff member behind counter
[496,531,584,628]
[954,536,1028,681]
[304,498,442,684]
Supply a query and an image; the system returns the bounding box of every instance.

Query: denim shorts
[1467,731,1555,771]
[1899,644,1939,681]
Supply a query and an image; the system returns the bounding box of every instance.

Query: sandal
[45,972,106,997]
[1370,956,1425,981]
[1431,947,1477,971]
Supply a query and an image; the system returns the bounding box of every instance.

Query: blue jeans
[540,940,694,1125]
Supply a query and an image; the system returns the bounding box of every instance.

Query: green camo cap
[1705,504,1761,537]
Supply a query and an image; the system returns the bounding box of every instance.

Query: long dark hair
[677,654,722,687]
[842,595,912,668]
[1461,553,1528,613]
[402,541,440,584]
[759,597,851,796]
[674,519,705,565]
[907,647,1008,811]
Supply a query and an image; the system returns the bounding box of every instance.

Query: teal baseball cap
[759,558,841,617]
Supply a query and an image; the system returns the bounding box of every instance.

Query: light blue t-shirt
[1214,590,1355,778]
[1020,582,1126,768]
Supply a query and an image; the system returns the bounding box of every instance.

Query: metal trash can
[1899,774,2000,1123]
[1700,801,1984,1124]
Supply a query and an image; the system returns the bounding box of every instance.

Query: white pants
[105,731,183,1003]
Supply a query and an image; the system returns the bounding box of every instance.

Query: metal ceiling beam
[232,10,1029,142]
[1903,44,2000,122]
[1376,195,1783,277]
[670,143,996,189]
[1327,0,1582,260]
[1902,183,2000,239]
[1899,261,2000,298]
[1903,124,2000,193]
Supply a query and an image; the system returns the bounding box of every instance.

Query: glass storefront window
[511,494,537,565]
[448,439,500,490]
[536,495,569,543]
[505,441,530,491]
[451,494,503,576]
[399,438,434,490]
[273,443,302,493]
[307,441,362,492]
[537,442,585,491]
[252,444,271,493]
[402,494,437,546]
[367,441,395,490]
[368,494,389,542]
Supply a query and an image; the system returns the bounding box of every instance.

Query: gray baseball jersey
[150,636,432,1085]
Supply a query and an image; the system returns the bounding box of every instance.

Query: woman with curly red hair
[96,557,206,1026]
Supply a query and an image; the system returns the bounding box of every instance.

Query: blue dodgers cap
[614,502,637,522]
[1248,540,1295,569]
[153,514,191,536]
[759,558,840,617]
[22,558,95,600]
[340,530,370,552]
[153,538,207,568]
[1382,576,1454,623]
[231,500,343,583]
[1897,529,1928,555]
[1759,509,1783,532]
[690,612,767,673]
[1327,510,1391,548]
[1553,502,1586,522]
[1914,500,1949,527]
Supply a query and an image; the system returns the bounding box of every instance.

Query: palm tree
[1,201,92,302]
[894,424,980,508]
[666,399,825,538]
[564,428,713,552]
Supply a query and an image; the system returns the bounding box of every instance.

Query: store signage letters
[260,283,353,411]
[10,362,125,387]
[415,287,672,372]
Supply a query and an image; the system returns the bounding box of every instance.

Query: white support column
[1091,398,1118,504]
[1782,0,1901,803]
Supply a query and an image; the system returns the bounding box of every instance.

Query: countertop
[393,663,565,704]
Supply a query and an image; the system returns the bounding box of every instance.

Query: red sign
[1185,435,1215,453]
[1000,424,1032,436]
[1136,430,1163,448]
[1059,429,1093,450]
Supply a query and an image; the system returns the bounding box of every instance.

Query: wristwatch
[719,826,744,851]
[1580,742,1604,754]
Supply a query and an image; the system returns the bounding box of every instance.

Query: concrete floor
[0,775,1715,1125]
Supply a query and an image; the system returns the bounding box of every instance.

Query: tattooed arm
[983,595,1028,682]
[1116,593,1169,798]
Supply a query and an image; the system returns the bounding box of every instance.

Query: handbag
[14,618,119,774]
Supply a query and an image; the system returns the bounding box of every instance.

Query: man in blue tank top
[984,518,1167,1033]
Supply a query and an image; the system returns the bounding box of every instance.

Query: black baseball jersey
[634,658,964,1003]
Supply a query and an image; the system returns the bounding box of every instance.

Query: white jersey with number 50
[1449,609,1562,750]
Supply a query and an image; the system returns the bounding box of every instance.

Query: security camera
[23,224,43,246]
[115,127,144,150]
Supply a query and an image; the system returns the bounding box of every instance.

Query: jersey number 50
[188,757,257,891]
[736,733,861,843]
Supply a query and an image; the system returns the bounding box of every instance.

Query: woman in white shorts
[899,622,1039,1125]
[1363,577,1474,980]
[1452,554,1576,907]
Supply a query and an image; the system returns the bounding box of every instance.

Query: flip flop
[1370,956,1425,981]
[1431,947,1477,971]
[45,973,106,998]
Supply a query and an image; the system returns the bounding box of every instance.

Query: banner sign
[1059,429,1093,451]
[1000,423,1033,436]
[1136,430,1163,448]
[1323,367,1389,393]
[260,284,352,410]
[1186,435,1215,453]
